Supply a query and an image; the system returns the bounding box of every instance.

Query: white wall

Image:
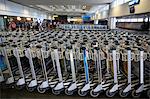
[108,0,150,29]
[110,17,117,29]
[0,0,48,20]
[94,20,98,24]
[110,0,150,17]
[92,0,150,20]
[99,10,109,19]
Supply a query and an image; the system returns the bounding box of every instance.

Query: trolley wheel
[14,84,25,90]
[78,89,88,96]
[106,89,116,97]
[132,90,141,98]
[147,90,150,98]
[65,89,74,95]
[6,83,14,88]
[90,89,99,97]
[52,89,61,95]
[4,82,14,88]
[26,85,35,92]
[37,86,46,94]
[119,89,130,98]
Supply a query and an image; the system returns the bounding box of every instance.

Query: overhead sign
[129,6,135,13]
[129,0,140,6]
[82,15,91,21]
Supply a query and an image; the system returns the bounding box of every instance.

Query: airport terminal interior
[0,0,150,98]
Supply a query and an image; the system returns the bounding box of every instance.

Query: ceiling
[35,5,91,15]
[9,0,113,16]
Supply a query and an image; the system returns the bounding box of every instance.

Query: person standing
[9,21,16,31]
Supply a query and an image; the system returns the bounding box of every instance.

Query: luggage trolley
[51,46,65,95]
[65,45,78,95]
[132,48,150,97]
[12,45,29,89]
[36,45,51,93]
[90,41,112,97]
[105,47,126,97]
[77,42,92,96]
[119,47,139,97]
[25,39,46,91]
[1,43,18,87]
[0,45,6,83]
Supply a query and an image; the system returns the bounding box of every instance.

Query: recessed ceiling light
[17,17,21,21]
[30,5,34,7]
[82,5,86,9]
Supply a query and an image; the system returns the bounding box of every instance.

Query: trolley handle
[24,45,30,48]
[58,40,63,44]
[36,45,42,49]
[70,41,75,45]
[126,47,131,50]
[66,45,72,50]
[0,44,6,47]
[12,44,17,48]
[94,47,100,51]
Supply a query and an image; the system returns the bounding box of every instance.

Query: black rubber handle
[0,44,6,47]
[138,48,144,51]
[70,41,75,44]
[36,45,42,48]
[12,44,17,47]
[81,47,86,50]
[24,45,30,48]
[51,46,57,49]
[95,47,99,50]
[67,46,72,49]
[126,47,131,50]
[58,41,63,44]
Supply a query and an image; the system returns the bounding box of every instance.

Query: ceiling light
[4,16,7,18]
[53,15,58,18]
[29,5,34,7]
[82,5,86,9]
[17,17,21,21]
[26,18,31,21]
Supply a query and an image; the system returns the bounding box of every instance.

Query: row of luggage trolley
[0,30,150,98]
[58,24,108,30]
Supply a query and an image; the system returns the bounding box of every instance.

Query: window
[117,19,121,22]
[145,18,148,22]
[120,19,125,22]
[131,18,137,22]
[118,18,140,22]
[137,18,143,22]
[126,19,131,22]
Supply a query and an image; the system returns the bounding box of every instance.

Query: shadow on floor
[0,87,148,99]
